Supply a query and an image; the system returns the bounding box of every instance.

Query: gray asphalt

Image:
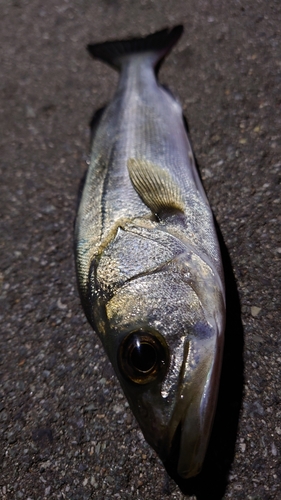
[0,1,280,499]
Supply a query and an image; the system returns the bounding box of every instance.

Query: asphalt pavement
[0,1,280,499]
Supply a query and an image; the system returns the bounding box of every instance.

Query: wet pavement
[0,1,280,499]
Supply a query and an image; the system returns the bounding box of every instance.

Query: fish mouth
[176,406,210,479]
[129,363,213,479]
[162,340,222,479]
[162,401,209,479]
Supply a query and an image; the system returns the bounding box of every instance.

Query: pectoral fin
[127,158,185,215]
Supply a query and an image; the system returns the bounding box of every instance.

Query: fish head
[90,224,225,478]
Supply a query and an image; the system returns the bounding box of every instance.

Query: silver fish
[75,26,225,479]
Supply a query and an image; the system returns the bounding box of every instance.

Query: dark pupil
[130,342,157,373]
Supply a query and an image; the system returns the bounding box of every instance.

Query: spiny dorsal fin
[127,158,185,215]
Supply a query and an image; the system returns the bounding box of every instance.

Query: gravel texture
[0,1,280,499]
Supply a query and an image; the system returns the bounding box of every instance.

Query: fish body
[75,26,225,479]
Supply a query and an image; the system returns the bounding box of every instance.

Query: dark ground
[0,1,280,499]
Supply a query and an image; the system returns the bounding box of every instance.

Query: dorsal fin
[127,158,185,215]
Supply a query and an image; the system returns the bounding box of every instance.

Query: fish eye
[118,330,169,384]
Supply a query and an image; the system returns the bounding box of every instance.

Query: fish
[74,25,225,479]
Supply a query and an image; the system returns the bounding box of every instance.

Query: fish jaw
[171,333,223,478]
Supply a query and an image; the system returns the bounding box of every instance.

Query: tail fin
[87,25,183,71]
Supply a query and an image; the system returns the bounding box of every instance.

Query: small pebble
[85,403,97,412]
[251,306,261,317]
[57,298,67,310]
[113,404,123,414]
[26,105,36,118]
[271,443,278,456]
[90,476,97,486]
[202,168,213,179]
[105,475,115,485]
[251,334,264,343]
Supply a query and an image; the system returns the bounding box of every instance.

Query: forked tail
[87,25,183,71]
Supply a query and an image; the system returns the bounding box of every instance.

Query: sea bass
[75,26,225,479]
